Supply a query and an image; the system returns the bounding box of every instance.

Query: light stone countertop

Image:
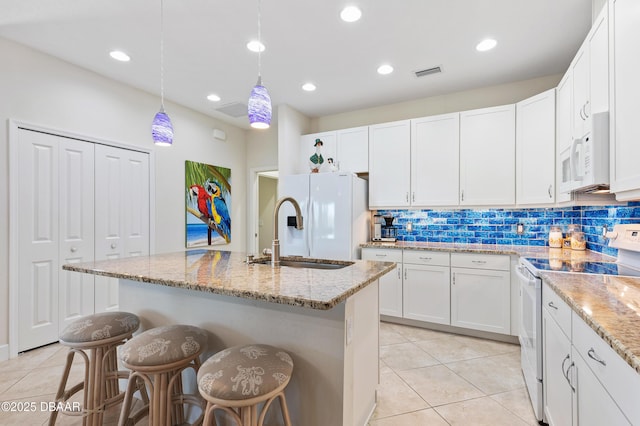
[62,249,396,310]
[361,241,617,262]
[541,272,640,374]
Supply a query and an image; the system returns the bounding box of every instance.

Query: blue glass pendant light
[248,0,272,129]
[152,0,173,146]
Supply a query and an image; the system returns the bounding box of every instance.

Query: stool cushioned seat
[59,311,140,343]
[198,344,293,401]
[119,324,208,367]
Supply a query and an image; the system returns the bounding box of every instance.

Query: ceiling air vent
[216,102,248,118]
[414,66,442,78]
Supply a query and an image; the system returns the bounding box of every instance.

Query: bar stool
[197,344,293,426]
[118,324,208,426]
[50,311,142,426]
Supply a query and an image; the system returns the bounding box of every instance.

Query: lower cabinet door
[403,264,450,325]
[450,267,510,334]
[542,307,573,426]
[573,349,631,426]
[379,263,403,318]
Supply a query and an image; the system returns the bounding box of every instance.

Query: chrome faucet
[272,196,304,268]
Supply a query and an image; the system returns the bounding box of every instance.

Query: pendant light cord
[257,0,262,80]
[160,0,166,110]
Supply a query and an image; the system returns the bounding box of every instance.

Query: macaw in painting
[189,184,213,219]
[205,180,231,242]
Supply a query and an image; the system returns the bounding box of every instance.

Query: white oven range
[515,224,640,424]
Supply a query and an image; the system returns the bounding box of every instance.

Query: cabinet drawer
[403,250,450,266]
[361,248,402,263]
[572,311,640,425]
[542,282,572,338]
[451,253,510,271]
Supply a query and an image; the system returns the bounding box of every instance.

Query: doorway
[247,168,278,255]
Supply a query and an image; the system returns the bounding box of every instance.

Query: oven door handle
[515,265,537,287]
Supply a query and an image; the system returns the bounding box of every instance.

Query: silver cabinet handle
[452,273,455,285]
[562,355,576,392]
[70,247,78,253]
[375,254,387,257]
[584,100,590,118]
[461,190,464,202]
[548,184,553,198]
[472,260,487,264]
[412,192,415,202]
[548,301,558,310]
[406,192,409,202]
[419,257,432,261]
[397,266,401,279]
[587,348,606,366]
[404,268,407,280]
[110,243,117,249]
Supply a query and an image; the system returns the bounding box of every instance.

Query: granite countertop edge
[63,260,397,311]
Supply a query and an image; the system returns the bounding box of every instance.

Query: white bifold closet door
[17,128,150,351]
[17,130,95,351]
[94,145,150,313]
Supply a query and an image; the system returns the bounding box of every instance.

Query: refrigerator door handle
[307,200,313,256]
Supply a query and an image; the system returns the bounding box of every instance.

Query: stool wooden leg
[256,391,292,426]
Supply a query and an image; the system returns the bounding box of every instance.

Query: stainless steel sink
[248,256,353,270]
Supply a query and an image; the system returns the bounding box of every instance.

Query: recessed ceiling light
[109,50,130,62]
[207,94,221,102]
[340,6,362,22]
[377,64,394,75]
[247,40,265,53]
[476,38,497,52]
[302,83,316,92]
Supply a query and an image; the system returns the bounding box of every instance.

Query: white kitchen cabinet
[610,0,640,200]
[361,248,403,317]
[516,89,556,205]
[460,104,516,206]
[572,349,630,426]
[402,250,451,325]
[368,120,411,208]
[300,131,337,174]
[542,300,573,426]
[450,253,511,334]
[556,72,574,202]
[572,45,590,140]
[411,113,460,206]
[336,126,368,173]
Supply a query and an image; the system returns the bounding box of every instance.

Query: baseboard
[0,344,9,362]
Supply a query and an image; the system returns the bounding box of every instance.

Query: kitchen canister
[549,226,564,248]
[571,231,586,250]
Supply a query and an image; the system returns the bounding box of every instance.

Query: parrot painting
[205,180,231,242]
[189,184,213,219]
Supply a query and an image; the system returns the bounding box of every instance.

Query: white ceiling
[0,0,593,129]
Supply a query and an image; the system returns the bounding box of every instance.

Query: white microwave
[559,111,609,193]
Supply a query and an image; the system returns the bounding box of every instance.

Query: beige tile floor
[0,322,537,425]
[370,322,538,425]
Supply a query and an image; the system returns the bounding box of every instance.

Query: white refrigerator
[277,172,369,261]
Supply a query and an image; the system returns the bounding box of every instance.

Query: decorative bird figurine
[205,180,231,243]
[189,184,213,219]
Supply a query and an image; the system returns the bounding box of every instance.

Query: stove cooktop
[525,257,640,277]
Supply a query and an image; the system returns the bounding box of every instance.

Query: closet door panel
[17,129,60,351]
[59,140,95,328]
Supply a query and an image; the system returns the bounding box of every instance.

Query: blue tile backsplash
[376,201,640,257]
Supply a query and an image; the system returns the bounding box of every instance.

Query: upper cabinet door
[336,126,368,173]
[516,89,556,205]
[556,72,573,203]
[300,131,336,174]
[411,113,460,206]
[460,105,516,206]
[368,120,411,208]
[571,44,590,140]
[610,0,640,199]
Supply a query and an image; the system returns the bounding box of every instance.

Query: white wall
[310,74,562,132]
[277,104,311,178]
[0,38,248,351]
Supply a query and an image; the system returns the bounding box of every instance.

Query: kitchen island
[63,249,396,426]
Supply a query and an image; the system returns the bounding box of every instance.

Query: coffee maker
[381,215,398,241]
